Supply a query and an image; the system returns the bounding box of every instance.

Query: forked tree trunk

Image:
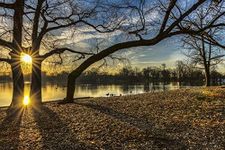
[30,61,42,105]
[10,61,24,108]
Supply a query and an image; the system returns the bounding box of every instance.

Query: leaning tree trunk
[30,61,42,105]
[66,74,77,102]
[10,61,24,108]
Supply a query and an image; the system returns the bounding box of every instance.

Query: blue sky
[60,30,186,69]
[123,38,225,71]
[123,37,186,68]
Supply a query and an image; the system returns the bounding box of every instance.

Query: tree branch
[0,2,15,9]
[168,22,225,36]
[159,0,177,33]
[69,37,163,78]
[41,48,94,60]
[210,55,225,60]
[80,20,122,33]
[0,58,11,64]
[0,39,14,49]
[32,0,45,50]
[164,0,206,34]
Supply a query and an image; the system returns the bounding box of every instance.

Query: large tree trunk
[65,74,76,102]
[9,0,25,108]
[30,61,42,105]
[10,61,24,108]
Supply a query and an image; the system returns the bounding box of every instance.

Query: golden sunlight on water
[23,82,31,106]
[0,82,181,107]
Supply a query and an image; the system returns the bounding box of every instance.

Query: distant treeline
[44,61,225,85]
[1,61,224,85]
[77,68,224,86]
[0,74,11,82]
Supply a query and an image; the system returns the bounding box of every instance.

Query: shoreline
[0,85,200,109]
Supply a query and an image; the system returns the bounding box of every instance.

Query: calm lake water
[0,82,194,107]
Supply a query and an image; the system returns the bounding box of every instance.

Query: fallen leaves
[0,87,224,149]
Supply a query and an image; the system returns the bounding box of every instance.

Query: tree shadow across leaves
[75,101,153,130]
[74,101,188,150]
[32,105,97,150]
[0,107,24,149]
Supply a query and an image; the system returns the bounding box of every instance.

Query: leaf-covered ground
[0,87,224,149]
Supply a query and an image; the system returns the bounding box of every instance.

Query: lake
[0,82,196,107]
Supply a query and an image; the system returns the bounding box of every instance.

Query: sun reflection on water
[23,95,30,106]
[23,82,31,106]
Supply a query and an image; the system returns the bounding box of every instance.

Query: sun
[21,53,32,64]
[23,95,30,106]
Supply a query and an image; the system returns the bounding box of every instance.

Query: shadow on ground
[75,101,188,150]
[0,102,188,149]
[32,105,97,150]
[0,108,24,149]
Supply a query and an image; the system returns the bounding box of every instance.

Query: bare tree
[181,3,225,86]
[1,0,225,106]
[0,0,109,106]
[64,0,225,102]
[182,34,223,86]
[0,0,25,107]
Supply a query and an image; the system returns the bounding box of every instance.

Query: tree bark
[65,74,77,102]
[9,0,24,108]
[30,61,42,105]
[205,67,210,86]
[10,61,24,108]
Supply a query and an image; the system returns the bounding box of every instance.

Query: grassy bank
[0,87,224,149]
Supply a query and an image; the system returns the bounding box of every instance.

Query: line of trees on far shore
[77,62,225,85]
[8,61,222,85]
[1,60,224,86]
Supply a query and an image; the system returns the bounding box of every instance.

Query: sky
[121,38,225,72]
[69,0,225,72]
[59,27,188,70]
[59,0,195,70]
[121,37,186,69]
[50,0,188,71]
[1,0,225,74]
